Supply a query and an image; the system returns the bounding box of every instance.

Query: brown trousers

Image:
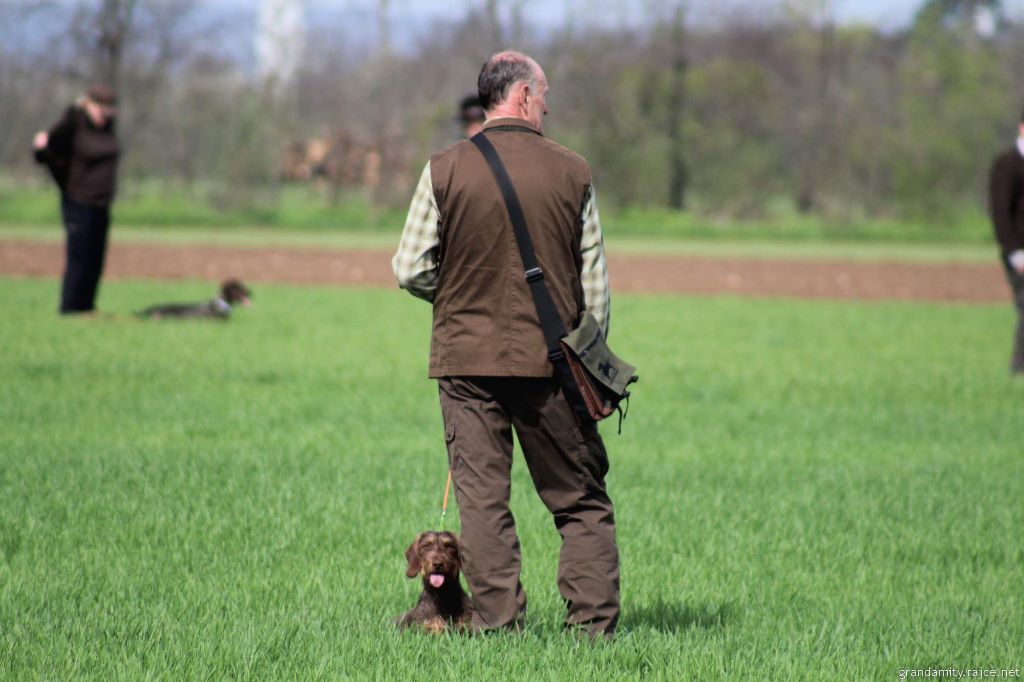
[438,376,620,637]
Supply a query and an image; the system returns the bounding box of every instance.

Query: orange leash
[439,470,453,530]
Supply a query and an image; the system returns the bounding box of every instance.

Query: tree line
[2,0,1023,222]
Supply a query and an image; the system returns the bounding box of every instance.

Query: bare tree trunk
[796,0,835,213]
[485,0,503,48]
[377,0,391,57]
[667,2,688,210]
[95,0,137,90]
[509,0,525,47]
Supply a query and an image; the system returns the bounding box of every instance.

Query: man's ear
[405,535,423,578]
[510,81,529,109]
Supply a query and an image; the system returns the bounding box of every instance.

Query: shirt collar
[482,117,543,136]
[1016,137,1024,158]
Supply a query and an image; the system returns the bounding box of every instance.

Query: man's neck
[485,104,527,122]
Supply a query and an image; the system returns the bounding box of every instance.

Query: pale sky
[284,0,1024,56]
[303,0,1020,32]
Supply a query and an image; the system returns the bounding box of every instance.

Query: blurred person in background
[458,94,486,138]
[32,84,121,315]
[988,107,1024,375]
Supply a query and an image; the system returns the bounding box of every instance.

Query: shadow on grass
[622,599,733,633]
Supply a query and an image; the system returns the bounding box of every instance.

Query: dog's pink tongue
[429,574,445,588]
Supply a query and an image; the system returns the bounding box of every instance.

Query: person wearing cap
[988,108,1024,374]
[32,84,121,315]
[458,94,486,138]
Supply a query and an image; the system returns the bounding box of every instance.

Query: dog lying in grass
[136,279,251,320]
[396,531,472,633]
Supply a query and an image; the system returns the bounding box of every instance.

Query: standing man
[392,51,619,638]
[988,110,1024,374]
[33,84,121,315]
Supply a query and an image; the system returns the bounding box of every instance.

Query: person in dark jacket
[988,109,1024,374]
[33,84,121,315]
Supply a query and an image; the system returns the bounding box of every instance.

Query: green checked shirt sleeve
[580,185,611,338]
[393,161,612,338]
[392,162,441,302]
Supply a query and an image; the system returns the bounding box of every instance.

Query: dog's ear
[405,534,423,578]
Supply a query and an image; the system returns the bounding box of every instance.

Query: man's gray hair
[477,52,537,111]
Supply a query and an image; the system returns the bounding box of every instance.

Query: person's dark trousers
[1004,262,1024,374]
[437,376,621,638]
[60,195,110,314]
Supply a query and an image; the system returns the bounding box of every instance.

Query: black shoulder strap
[471,132,591,421]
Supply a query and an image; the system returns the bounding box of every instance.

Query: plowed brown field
[0,239,1009,302]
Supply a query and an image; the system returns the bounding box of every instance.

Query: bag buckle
[525,267,544,282]
[548,348,565,363]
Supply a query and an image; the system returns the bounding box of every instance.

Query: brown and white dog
[396,531,472,633]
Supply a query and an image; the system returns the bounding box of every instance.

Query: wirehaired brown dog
[135,279,251,320]
[396,531,472,633]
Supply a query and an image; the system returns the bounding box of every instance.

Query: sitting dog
[396,531,472,633]
[136,279,251,320]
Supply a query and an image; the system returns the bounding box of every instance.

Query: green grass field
[1,278,1022,680]
[0,175,995,244]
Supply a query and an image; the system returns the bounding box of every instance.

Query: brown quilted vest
[428,117,592,378]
